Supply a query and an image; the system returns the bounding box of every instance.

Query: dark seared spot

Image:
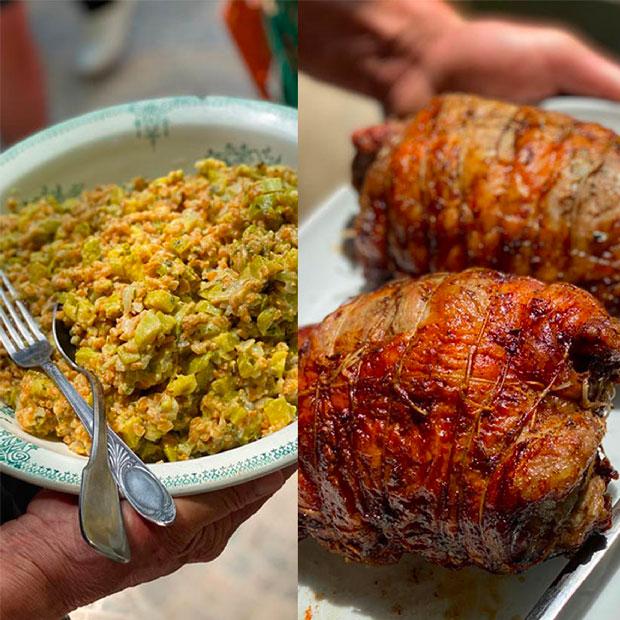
[528,297,549,320]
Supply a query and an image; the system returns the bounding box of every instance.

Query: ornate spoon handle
[106,426,176,526]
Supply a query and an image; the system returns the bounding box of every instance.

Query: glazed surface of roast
[299,269,620,572]
[354,94,620,314]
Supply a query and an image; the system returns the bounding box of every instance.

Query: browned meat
[354,94,620,315]
[299,269,620,573]
[351,123,403,191]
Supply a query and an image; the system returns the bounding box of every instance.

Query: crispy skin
[299,269,620,573]
[354,94,620,314]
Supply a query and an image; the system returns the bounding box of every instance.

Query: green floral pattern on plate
[20,142,282,206]
[27,182,85,204]
[129,101,172,148]
[0,401,39,468]
[1,398,296,489]
[161,442,297,489]
[18,141,280,205]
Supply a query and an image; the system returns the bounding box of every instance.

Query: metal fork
[0,271,129,561]
[0,271,176,528]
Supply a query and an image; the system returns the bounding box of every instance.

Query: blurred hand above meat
[299,269,620,573]
[301,1,620,116]
[354,94,620,314]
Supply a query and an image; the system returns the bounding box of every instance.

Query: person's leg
[0,0,48,146]
[80,0,113,10]
[75,0,136,77]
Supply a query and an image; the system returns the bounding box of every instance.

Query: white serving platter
[298,97,620,620]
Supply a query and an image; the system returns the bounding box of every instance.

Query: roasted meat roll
[353,94,620,314]
[299,269,620,573]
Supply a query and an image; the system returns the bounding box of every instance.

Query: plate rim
[0,95,297,167]
[0,415,298,497]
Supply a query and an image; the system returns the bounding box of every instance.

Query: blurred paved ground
[23,2,295,619]
[28,0,255,122]
[72,475,297,620]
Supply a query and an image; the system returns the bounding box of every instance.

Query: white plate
[0,96,297,496]
[298,97,620,620]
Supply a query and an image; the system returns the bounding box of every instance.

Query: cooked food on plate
[299,269,620,573]
[0,159,298,461]
[353,94,620,314]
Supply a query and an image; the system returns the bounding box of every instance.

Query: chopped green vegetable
[144,290,177,313]
[167,374,198,396]
[134,311,162,348]
[82,237,102,265]
[264,397,296,428]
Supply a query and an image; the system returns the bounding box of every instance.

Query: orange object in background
[223,0,272,99]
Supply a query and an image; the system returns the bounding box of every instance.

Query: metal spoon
[52,304,176,527]
[52,304,130,563]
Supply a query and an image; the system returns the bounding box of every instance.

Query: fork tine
[0,271,46,341]
[0,304,24,349]
[16,300,47,341]
[0,289,35,345]
[0,323,17,356]
[0,271,18,299]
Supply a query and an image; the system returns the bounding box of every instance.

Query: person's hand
[300,0,620,117]
[387,17,620,116]
[0,466,295,620]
